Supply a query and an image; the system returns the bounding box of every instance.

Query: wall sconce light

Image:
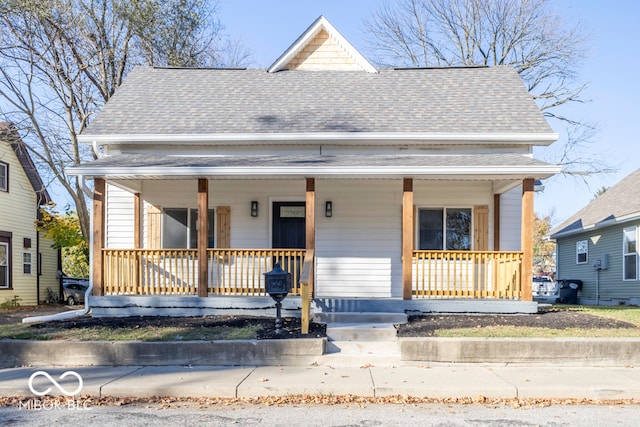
[325,201,333,218]
[251,201,259,217]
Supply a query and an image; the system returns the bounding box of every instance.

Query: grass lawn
[0,320,262,341]
[436,305,640,338]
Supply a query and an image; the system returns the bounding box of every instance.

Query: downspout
[23,175,95,323]
[595,269,600,306]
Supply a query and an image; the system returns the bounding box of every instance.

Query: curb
[399,337,640,366]
[0,338,326,368]
[4,337,640,367]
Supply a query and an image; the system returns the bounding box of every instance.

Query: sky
[216,0,640,226]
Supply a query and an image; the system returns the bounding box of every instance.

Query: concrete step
[326,340,399,355]
[325,323,398,342]
[314,341,402,367]
[314,312,408,325]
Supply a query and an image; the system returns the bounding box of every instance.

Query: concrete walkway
[2,364,640,400]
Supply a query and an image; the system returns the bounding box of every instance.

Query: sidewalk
[2,364,640,400]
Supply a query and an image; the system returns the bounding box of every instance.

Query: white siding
[500,186,522,251]
[315,180,401,298]
[106,184,135,248]
[141,180,305,249]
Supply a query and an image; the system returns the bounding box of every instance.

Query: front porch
[86,174,540,330]
[91,247,534,320]
[99,248,523,300]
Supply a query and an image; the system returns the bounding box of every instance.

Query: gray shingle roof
[550,168,640,238]
[81,66,554,138]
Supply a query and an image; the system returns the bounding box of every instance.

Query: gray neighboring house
[550,169,640,305]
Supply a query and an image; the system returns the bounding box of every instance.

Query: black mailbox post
[264,263,292,335]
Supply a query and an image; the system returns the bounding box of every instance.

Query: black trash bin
[557,279,583,304]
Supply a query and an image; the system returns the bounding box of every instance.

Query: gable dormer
[268,16,377,73]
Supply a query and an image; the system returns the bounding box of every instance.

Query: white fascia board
[79,132,559,145]
[68,164,562,178]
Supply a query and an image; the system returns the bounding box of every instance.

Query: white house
[69,17,560,320]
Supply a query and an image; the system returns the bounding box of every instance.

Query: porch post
[305,178,315,252]
[92,178,105,296]
[402,178,413,300]
[133,193,142,249]
[521,178,534,301]
[197,179,209,297]
[493,194,500,251]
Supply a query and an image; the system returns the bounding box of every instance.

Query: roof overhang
[68,154,562,187]
[78,132,560,146]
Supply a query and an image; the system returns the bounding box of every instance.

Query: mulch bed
[23,314,327,340]
[2,306,638,339]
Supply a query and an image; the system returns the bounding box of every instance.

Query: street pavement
[2,363,640,401]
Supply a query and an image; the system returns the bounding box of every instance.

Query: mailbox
[264,263,292,298]
[264,262,292,335]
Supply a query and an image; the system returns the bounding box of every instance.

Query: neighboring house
[0,123,59,306]
[69,17,560,317]
[550,168,640,306]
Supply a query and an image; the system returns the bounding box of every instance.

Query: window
[576,240,588,264]
[419,208,472,250]
[162,208,215,248]
[0,238,9,289]
[22,252,32,274]
[0,161,7,192]
[624,227,638,281]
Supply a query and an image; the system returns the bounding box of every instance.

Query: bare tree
[364,0,608,176]
[0,0,250,242]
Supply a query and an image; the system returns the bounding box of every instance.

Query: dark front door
[272,202,306,284]
[272,202,306,249]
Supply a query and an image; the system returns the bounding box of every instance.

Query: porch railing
[412,250,522,299]
[102,248,306,296]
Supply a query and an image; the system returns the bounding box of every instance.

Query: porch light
[251,201,259,217]
[534,179,545,193]
[325,201,333,217]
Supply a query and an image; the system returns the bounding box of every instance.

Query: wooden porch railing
[412,250,522,299]
[102,248,306,296]
[208,249,305,296]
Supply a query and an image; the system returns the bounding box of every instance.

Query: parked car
[532,276,558,303]
[62,277,89,306]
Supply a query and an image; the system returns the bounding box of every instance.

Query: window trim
[162,207,215,249]
[417,206,473,251]
[22,251,32,275]
[623,226,638,281]
[0,232,11,289]
[0,161,7,192]
[576,240,588,264]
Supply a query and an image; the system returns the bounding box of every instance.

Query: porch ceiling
[68,153,560,183]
